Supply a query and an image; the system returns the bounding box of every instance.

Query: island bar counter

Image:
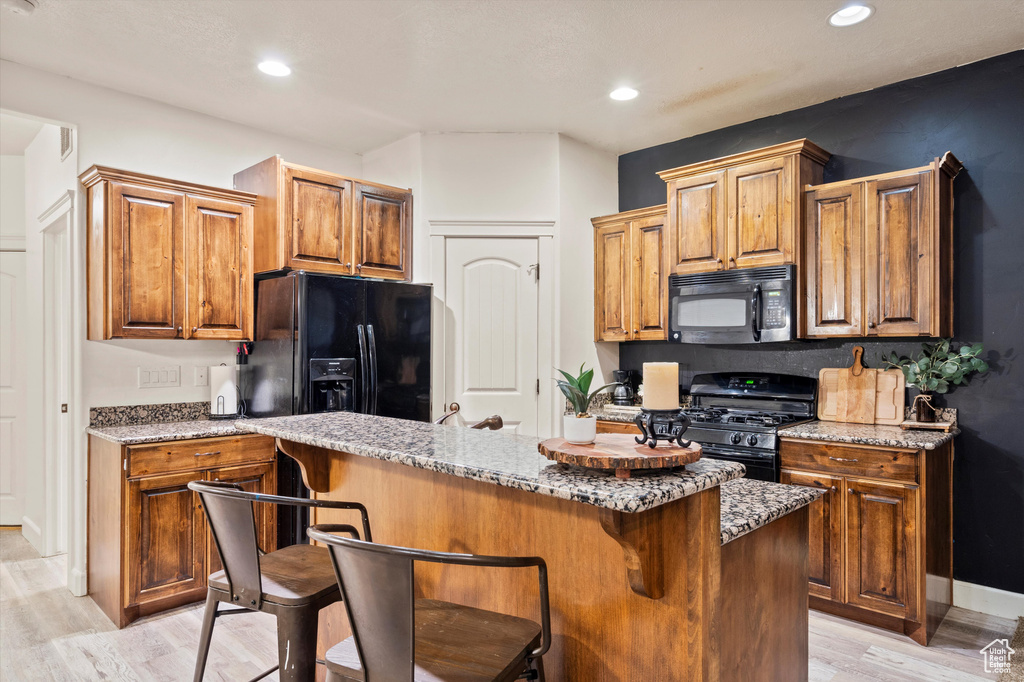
[236,412,813,681]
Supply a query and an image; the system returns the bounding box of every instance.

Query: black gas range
[683,372,817,482]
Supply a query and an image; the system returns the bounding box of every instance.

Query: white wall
[0,155,25,245]
[362,134,426,281]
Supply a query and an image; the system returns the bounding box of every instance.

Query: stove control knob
[747,434,758,446]
[730,432,742,445]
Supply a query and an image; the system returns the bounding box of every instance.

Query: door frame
[429,221,556,438]
[38,189,86,595]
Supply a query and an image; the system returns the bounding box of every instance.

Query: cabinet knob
[830,485,837,492]
[633,329,639,334]
[848,488,855,495]
[716,258,724,270]
[192,327,197,333]
[356,264,362,270]
[177,326,182,334]
[868,321,876,329]
[729,256,736,264]
[345,262,352,268]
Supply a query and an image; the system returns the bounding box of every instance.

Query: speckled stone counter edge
[719,478,822,545]
[779,421,957,450]
[234,416,745,513]
[89,401,211,427]
[86,420,246,445]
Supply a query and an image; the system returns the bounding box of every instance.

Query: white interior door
[444,238,539,436]
[0,251,27,526]
[43,223,71,553]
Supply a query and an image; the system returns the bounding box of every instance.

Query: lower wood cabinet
[88,433,276,628]
[780,437,952,645]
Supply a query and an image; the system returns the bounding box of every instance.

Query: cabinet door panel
[782,470,843,601]
[865,171,933,336]
[204,462,277,575]
[285,166,352,273]
[594,223,631,341]
[727,156,794,268]
[353,182,412,280]
[126,471,204,606]
[110,183,184,338]
[845,478,917,618]
[667,171,726,274]
[185,196,253,340]
[630,214,668,340]
[805,183,863,337]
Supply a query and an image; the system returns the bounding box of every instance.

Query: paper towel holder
[209,363,240,420]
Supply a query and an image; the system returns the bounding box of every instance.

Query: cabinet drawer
[127,435,275,477]
[780,439,918,483]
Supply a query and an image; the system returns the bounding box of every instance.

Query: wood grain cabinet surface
[81,166,255,341]
[88,434,276,628]
[803,153,961,338]
[592,205,668,342]
[658,139,829,276]
[780,437,953,646]
[234,156,412,280]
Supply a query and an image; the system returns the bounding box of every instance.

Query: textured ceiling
[1,0,1022,155]
[0,112,44,155]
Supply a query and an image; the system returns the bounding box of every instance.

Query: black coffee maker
[309,358,355,412]
[611,370,636,406]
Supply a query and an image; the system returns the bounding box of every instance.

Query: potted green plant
[556,364,619,444]
[883,339,989,422]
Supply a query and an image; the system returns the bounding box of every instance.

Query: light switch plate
[194,366,209,387]
[138,366,181,389]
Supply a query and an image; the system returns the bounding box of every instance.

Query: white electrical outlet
[194,366,209,387]
[138,366,182,389]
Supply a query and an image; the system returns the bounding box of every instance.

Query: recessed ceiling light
[1,0,37,15]
[610,87,639,101]
[258,60,291,77]
[828,4,873,27]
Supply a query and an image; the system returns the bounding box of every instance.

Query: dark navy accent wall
[617,51,1024,593]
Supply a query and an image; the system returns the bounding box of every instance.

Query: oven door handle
[751,283,762,342]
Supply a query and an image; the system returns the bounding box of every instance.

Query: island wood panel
[109,182,185,338]
[726,155,793,269]
[630,212,668,340]
[184,195,253,340]
[666,170,726,274]
[780,469,843,602]
[352,181,412,280]
[804,182,863,337]
[306,447,726,682]
[594,222,631,342]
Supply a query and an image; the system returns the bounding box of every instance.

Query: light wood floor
[1,529,1016,681]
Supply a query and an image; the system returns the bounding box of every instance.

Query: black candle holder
[634,408,692,449]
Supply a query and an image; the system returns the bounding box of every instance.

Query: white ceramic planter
[563,414,597,445]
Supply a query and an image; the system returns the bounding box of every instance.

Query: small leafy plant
[883,339,989,394]
[556,364,619,418]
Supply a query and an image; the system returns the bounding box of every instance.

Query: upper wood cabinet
[658,140,829,275]
[82,166,255,341]
[592,205,668,342]
[804,153,961,338]
[233,156,412,280]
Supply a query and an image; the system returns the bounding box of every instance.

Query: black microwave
[668,265,796,344]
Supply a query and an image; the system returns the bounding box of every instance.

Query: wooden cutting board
[835,347,876,424]
[818,349,906,425]
[538,435,702,479]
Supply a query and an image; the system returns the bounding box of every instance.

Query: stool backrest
[188,481,263,609]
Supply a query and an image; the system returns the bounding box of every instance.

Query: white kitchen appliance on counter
[210,364,238,418]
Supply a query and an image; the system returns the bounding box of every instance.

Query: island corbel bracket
[275,438,330,493]
[599,508,664,599]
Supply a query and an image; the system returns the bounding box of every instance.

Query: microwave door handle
[751,284,762,342]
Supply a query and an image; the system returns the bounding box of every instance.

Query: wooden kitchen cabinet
[803,153,961,338]
[81,166,255,341]
[592,205,668,342]
[88,433,276,628]
[780,437,953,645]
[234,156,412,280]
[658,139,829,275]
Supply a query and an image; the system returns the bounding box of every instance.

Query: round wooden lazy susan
[538,434,703,479]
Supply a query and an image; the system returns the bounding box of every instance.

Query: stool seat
[208,543,339,607]
[326,599,542,682]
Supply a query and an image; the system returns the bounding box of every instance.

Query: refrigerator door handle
[357,324,369,414]
[367,324,379,415]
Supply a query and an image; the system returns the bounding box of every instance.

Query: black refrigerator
[243,271,432,546]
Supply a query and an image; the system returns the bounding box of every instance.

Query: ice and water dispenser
[309,358,356,412]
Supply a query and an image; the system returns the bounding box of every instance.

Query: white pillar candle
[642,362,679,410]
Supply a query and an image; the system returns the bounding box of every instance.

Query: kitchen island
[236,413,818,681]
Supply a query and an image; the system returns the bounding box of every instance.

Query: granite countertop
[86,419,245,445]
[779,420,957,450]
[590,405,642,423]
[234,412,745,513]
[718,478,822,545]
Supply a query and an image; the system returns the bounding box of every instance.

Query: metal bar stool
[188,481,372,682]
[307,523,550,682]
[434,402,504,430]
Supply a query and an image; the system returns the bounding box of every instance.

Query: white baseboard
[69,566,88,597]
[954,580,1024,620]
[20,516,42,553]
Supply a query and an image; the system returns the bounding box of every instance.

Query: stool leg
[193,592,219,682]
[275,605,319,681]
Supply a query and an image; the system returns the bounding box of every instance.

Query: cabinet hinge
[123,458,127,472]
[536,379,540,395]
